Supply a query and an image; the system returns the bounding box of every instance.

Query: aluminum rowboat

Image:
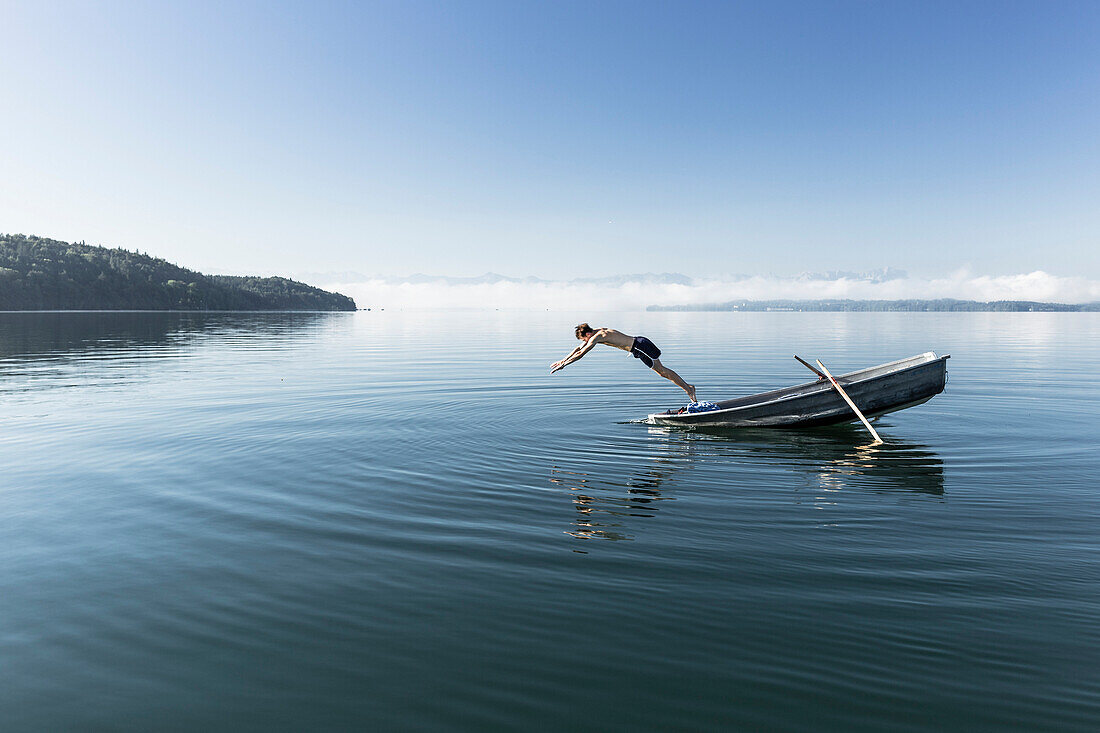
[647,352,949,428]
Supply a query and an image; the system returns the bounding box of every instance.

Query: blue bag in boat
[686,401,720,413]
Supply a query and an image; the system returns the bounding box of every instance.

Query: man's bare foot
[687,385,697,402]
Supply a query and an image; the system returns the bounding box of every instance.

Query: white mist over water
[324,270,1100,310]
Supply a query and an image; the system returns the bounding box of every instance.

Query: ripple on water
[2,311,1100,731]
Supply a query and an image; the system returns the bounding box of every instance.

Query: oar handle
[794,355,827,380]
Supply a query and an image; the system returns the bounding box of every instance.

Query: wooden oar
[794,355,827,380]
[815,359,883,444]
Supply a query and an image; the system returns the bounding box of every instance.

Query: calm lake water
[2,310,1099,731]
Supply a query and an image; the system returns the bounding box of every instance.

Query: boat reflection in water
[550,423,944,543]
[689,423,947,498]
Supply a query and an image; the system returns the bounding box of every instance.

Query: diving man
[550,323,697,402]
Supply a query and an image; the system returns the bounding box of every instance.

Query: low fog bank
[323,270,1100,310]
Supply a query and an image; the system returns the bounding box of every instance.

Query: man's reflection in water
[550,465,673,542]
[550,428,694,542]
[551,424,945,544]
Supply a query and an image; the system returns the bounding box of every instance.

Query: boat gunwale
[649,352,949,422]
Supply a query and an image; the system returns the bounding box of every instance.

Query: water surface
[2,310,1099,731]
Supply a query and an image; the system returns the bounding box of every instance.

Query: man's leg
[651,358,696,402]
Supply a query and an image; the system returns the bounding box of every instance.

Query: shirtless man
[550,323,697,402]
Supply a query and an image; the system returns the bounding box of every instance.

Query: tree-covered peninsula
[0,234,355,311]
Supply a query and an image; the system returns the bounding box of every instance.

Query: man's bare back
[550,323,697,402]
[580,327,634,351]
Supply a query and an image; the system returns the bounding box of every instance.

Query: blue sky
[2,1,1098,279]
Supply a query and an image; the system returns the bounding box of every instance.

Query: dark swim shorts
[630,336,662,368]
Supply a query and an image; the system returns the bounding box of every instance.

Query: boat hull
[648,352,949,428]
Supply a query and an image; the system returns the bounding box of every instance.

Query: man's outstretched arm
[550,337,598,373]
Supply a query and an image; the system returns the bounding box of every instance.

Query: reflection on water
[0,311,338,361]
[550,444,690,542]
[812,437,945,496]
[688,424,947,497]
[4,310,1099,732]
[0,311,347,401]
[552,424,944,543]
[550,423,703,543]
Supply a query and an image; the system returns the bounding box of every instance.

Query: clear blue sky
[2,1,1098,278]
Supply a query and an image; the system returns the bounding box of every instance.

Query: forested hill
[0,235,355,311]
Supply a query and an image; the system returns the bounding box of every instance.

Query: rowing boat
[647,352,949,428]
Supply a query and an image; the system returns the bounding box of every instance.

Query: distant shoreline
[1,234,356,311]
[648,299,1100,312]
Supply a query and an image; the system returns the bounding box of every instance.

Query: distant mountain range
[792,267,907,283]
[648,299,1100,312]
[299,269,903,287]
[299,270,698,286]
[302,268,1099,311]
[0,235,356,311]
